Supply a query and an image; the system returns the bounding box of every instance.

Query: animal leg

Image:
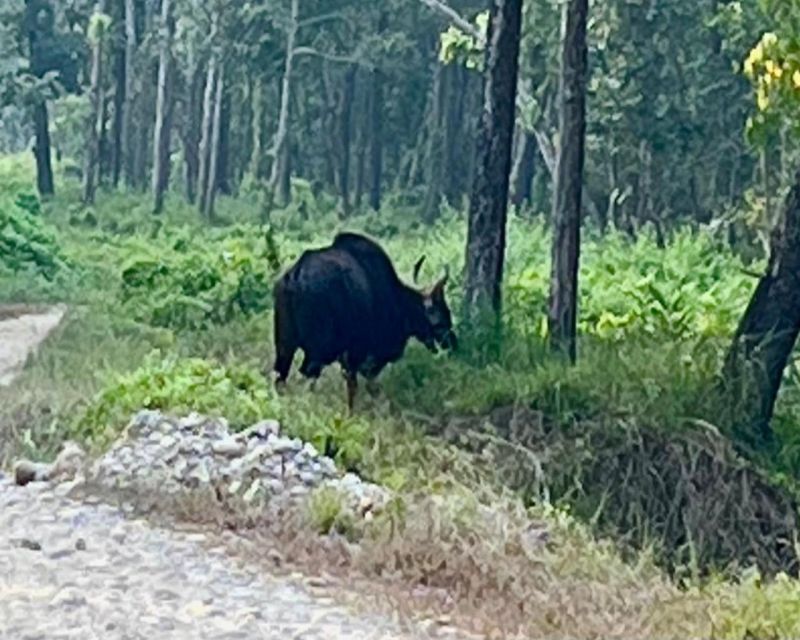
[345,371,357,414]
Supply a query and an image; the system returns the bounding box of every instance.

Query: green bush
[116,226,278,331]
[0,191,65,280]
[70,353,273,448]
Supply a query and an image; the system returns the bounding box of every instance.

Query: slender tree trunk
[25,0,54,195]
[337,64,357,217]
[547,0,589,363]
[203,66,224,221]
[216,89,231,194]
[151,0,173,214]
[368,60,384,211]
[83,2,107,205]
[354,78,368,210]
[249,78,265,179]
[121,0,136,186]
[110,1,125,188]
[183,60,203,203]
[269,0,298,207]
[721,168,800,448]
[422,60,446,223]
[463,0,523,320]
[510,129,536,208]
[197,58,217,216]
[31,102,54,196]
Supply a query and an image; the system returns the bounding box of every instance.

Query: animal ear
[413,255,426,284]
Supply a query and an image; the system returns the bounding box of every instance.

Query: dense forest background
[5,1,800,636]
[0,0,788,235]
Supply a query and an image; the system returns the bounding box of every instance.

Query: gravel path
[0,304,65,387]
[0,478,430,639]
[0,307,460,640]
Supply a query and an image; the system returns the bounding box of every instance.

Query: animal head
[413,256,457,352]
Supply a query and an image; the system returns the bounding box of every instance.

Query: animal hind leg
[272,301,296,385]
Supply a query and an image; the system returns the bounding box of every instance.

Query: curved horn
[413,255,426,283]
[431,266,449,297]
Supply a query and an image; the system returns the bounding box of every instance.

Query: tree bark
[203,65,224,221]
[31,101,54,196]
[368,61,384,211]
[83,2,106,205]
[25,0,54,196]
[121,0,136,186]
[197,58,217,216]
[249,78,266,179]
[422,60,446,224]
[269,0,299,207]
[547,0,588,363]
[510,128,536,208]
[463,0,523,320]
[182,59,203,203]
[721,169,800,448]
[337,64,357,217]
[216,88,231,194]
[110,0,125,188]
[151,0,173,214]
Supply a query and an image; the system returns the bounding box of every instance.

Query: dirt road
[0,307,459,640]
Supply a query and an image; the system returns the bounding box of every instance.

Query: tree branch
[417,0,486,47]
[292,46,363,66]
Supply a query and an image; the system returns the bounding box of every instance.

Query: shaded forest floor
[4,154,800,637]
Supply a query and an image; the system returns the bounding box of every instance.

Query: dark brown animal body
[272,232,455,409]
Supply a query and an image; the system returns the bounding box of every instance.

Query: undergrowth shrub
[0,190,65,281]
[116,226,278,331]
[70,353,273,448]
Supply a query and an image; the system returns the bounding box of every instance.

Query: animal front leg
[345,372,357,413]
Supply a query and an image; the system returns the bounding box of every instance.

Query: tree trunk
[269,0,298,207]
[368,61,384,211]
[32,102,54,196]
[249,78,266,179]
[422,60,446,224]
[216,88,231,194]
[463,0,523,321]
[721,169,800,448]
[337,64,357,217]
[151,0,173,214]
[547,0,589,363]
[110,1,125,188]
[83,2,106,205]
[203,66,224,221]
[197,58,217,216]
[183,60,203,203]
[510,129,536,208]
[354,77,368,210]
[121,0,136,186]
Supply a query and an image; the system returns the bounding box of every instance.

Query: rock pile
[81,410,389,519]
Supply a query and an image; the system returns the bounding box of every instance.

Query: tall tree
[121,0,136,186]
[269,0,299,208]
[152,0,174,214]
[203,65,224,220]
[463,0,523,321]
[547,0,588,362]
[83,3,109,205]
[24,0,56,196]
[368,52,384,211]
[721,169,800,447]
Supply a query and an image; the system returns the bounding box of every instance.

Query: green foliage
[70,353,273,448]
[0,189,65,280]
[116,226,278,331]
[439,11,487,70]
